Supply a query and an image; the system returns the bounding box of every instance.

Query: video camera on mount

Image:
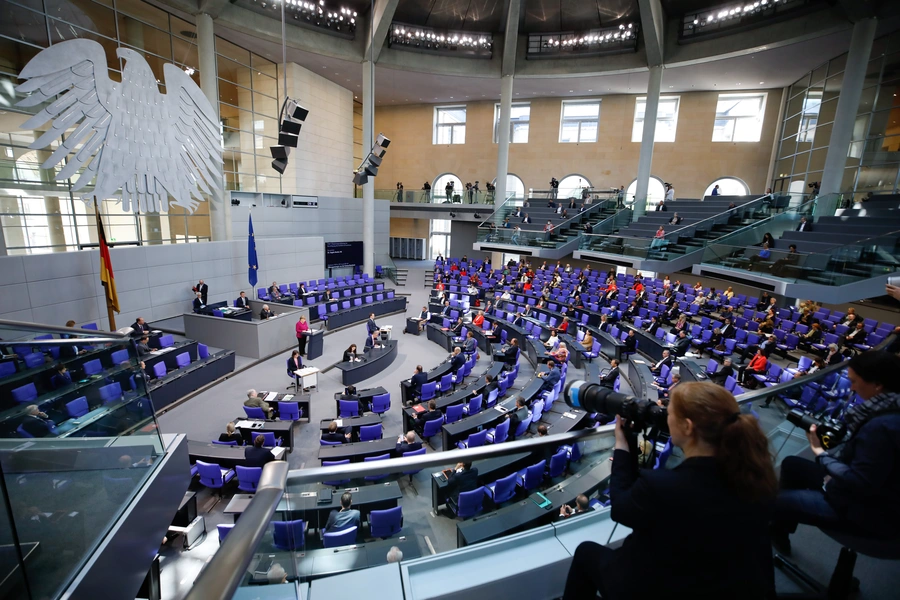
[564,380,668,432]
[786,409,847,450]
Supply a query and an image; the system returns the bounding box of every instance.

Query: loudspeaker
[270,145,290,160]
[281,120,302,135]
[278,132,298,148]
[272,159,287,174]
[353,171,368,186]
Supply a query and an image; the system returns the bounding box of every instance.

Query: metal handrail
[0,318,128,338]
[662,194,770,241]
[710,196,820,247]
[477,195,524,227]
[481,198,617,234]
[707,228,900,257]
[183,461,289,600]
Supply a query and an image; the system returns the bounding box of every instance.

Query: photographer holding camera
[562,382,776,599]
[771,351,900,555]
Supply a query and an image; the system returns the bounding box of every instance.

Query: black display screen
[325,241,363,268]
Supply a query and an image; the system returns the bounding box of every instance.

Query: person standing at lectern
[295,315,310,355]
[366,313,379,337]
[193,280,208,305]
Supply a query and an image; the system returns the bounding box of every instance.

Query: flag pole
[95,196,119,331]
[106,296,117,331]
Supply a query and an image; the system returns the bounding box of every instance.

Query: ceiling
[221,24,855,105]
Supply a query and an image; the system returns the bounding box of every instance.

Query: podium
[306,328,324,360]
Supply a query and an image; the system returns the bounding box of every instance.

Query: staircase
[394,268,409,287]
[425,268,434,287]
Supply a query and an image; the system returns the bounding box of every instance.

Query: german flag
[95,203,119,313]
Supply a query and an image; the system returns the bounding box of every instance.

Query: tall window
[434,106,467,145]
[626,177,666,207]
[631,97,680,142]
[558,175,592,199]
[560,101,600,143]
[712,93,767,142]
[431,219,451,259]
[704,177,750,197]
[798,91,822,143]
[433,173,463,202]
[493,103,531,143]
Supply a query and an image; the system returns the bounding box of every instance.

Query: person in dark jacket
[414,400,443,434]
[444,462,479,503]
[218,422,244,445]
[243,434,276,468]
[772,352,900,553]
[395,431,423,454]
[562,383,777,600]
[322,421,350,443]
[600,359,620,388]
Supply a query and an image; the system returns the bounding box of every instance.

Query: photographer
[771,351,900,555]
[562,382,776,600]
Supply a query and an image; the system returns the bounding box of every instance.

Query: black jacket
[623,337,637,353]
[321,432,346,444]
[601,367,620,388]
[218,432,244,446]
[450,353,466,372]
[446,467,480,502]
[602,450,772,600]
[236,296,250,308]
[396,440,424,454]
[410,372,428,395]
[244,446,275,468]
[260,308,274,319]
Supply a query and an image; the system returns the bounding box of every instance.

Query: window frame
[798,91,822,144]
[559,100,601,143]
[493,102,531,144]
[711,92,768,143]
[631,96,681,143]
[433,105,468,145]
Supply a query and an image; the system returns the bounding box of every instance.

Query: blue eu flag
[248,214,259,288]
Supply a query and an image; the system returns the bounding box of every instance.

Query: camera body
[786,409,846,449]
[565,380,668,432]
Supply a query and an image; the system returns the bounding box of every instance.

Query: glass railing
[480,199,622,248]
[376,189,505,204]
[184,331,896,600]
[700,228,900,286]
[0,319,166,599]
[375,255,399,284]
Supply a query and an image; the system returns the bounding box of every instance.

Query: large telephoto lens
[564,380,668,431]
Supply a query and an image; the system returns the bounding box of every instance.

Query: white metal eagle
[16,39,222,213]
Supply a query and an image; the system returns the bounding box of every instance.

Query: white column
[494,75,514,205]
[196,13,230,241]
[633,65,663,217]
[819,18,877,216]
[362,60,375,276]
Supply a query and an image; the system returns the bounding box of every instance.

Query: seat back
[456,487,485,518]
[547,449,568,478]
[99,382,123,404]
[175,352,191,369]
[445,404,464,424]
[531,399,545,424]
[198,344,210,359]
[260,432,279,447]
[152,362,167,378]
[522,461,546,490]
[110,349,129,364]
[421,381,437,401]
[272,519,306,550]
[23,353,44,369]
[370,393,390,414]
[491,418,510,443]
[370,506,403,538]
[236,466,263,492]
[243,406,266,419]
[339,399,360,418]
[465,429,488,448]
[514,414,531,438]
[278,401,300,420]
[158,335,174,348]
[196,461,226,488]
[363,453,390,481]
[466,394,483,415]
[217,524,234,543]
[359,424,382,441]
[65,396,89,419]
[491,473,517,503]
[422,417,444,438]
[323,525,358,548]
[83,359,103,376]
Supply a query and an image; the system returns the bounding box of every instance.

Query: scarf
[844,391,900,435]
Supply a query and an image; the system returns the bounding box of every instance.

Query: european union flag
[248,214,259,288]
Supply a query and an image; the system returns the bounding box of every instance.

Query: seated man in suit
[192,292,204,312]
[268,281,284,300]
[50,363,73,389]
[537,360,561,394]
[438,300,452,318]
[720,318,736,339]
[131,317,151,336]
[325,492,362,534]
[559,494,591,520]
[443,462,479,504]
[841,321,867,349]
[364,330,382,351]
[137,335,156,357]
[409,365,427,403]
[449,347,466,372]
[396,431,423,454]
[623,330,637,354]
[600,359,620,388]
[413,400,444,434]
[795,216,812,232]
[671,330,691,357]
[644,316,662,337]
[496,338,520,367]
[322,421,350,443]
[259,305,274,319]
[651,350,673,376]
[235,291,250,308]
[513,312,525,327]
[710,358,735,386]
[507,396,530,440]
[244,389,274,419]
[244,434,276,468]
[21,405,56,437]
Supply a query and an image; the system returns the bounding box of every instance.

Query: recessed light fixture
[669,85,673,88]
[588,89,592,92]
[736,82,741,85]
[759,81,765,84]
[569,90,573,92]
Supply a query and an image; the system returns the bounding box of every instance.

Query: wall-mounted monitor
[325,241,363,268]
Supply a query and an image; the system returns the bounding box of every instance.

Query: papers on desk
[633,359,646,365]
[563,412,578,419]
[155,346,177,355]
[296,367,320,376]
[263,391,278,403]
[335,419,343,427]
[494,406,509,413]
[282,394,294,402]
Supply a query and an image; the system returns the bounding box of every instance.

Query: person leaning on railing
[562,383,777,600]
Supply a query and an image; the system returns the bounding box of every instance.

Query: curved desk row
[334,340,398,386]
[323,297,408,331]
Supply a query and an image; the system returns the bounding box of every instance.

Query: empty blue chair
[517,460,546,491]
[402,447,426,483]
[422,417,443,440]
[369,393,390,415]
[152,362,167,378]
[546,449,568,478]
[272,519,307,550]
[158,335,174,348]
[319,440,343,446]
[198,344,209,359]
[437,373,454,394]
[421,381,437,402]
[359,424,382,441]
[212,309,224,318]
[196,460,235,497]
[323,525,358,548]
[0,362,16,379]
[244,406,266,419]
[457,429,487,449]
[99,382,123,404]
[513,413,531,439]
[217,524,234,543]
[23,353,44,369]
[449,487,485,519]
[444,404,464,424]
[65,396,89,419]
[364,453,390,481]
[110,349,129,364]
[11,382,37,404]
[212,440,237,446]
[322,459,351,486]
[175,352,190,369]
[260,432,281,447]
[485,473,517,505]
[82,359,103,376]
[278,401,301,421]
[463,394,482,416]
[236,466,262,493]
[369,506,403,538]
[339,400,359,418]
[486,418,510,444]
[81,323,99,330]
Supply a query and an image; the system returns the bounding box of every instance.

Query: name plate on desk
[562,412,579,419]
[235,420,265,429]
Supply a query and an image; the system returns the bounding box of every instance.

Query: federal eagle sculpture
[16,39,222,213]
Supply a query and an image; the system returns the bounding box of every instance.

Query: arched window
[626,176,665,208]
[558,174,591,199]
[433,173,463,202]
[491,174,525,201]
[704,177,750,197]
